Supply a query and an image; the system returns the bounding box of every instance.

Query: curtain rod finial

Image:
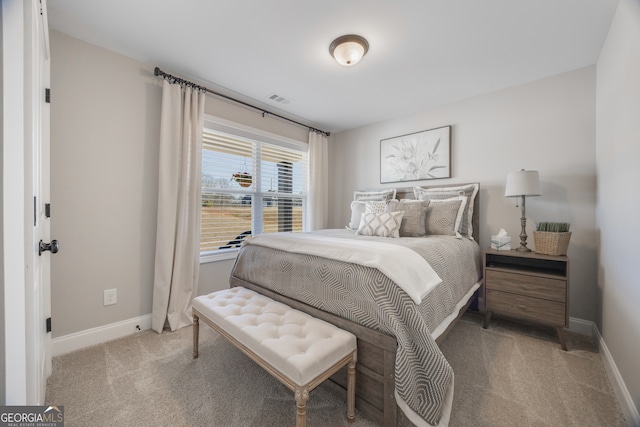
[154,67,161,76]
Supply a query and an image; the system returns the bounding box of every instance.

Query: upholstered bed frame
[230,183,481,427]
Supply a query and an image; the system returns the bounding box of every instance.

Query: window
[200,118,308,259]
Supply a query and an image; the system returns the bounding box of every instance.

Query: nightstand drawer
[486,290,566,326]
[485,270,566,302]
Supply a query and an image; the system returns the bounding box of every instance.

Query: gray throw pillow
[414,183,479,239]
[424,198,466,237]
[386,200,430,237]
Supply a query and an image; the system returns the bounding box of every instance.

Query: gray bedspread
[230,229,481,425]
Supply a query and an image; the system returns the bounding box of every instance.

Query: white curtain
[307,130,329,230]
[151,80,205,333]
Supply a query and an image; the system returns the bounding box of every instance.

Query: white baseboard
[52,314,152,357]
[568,316,595,336]
[592,324,640,427]
[568,317,639,427]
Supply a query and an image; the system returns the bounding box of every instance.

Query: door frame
[2,0,51,404]
[2,0,29,404]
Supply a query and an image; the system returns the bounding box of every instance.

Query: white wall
[330,66,597,321]
[596,0,640,421]
[50,31,308,337]
[50,32,161,337]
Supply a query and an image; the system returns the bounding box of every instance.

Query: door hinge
[45,203,51,218]
[45,88,51,103]
[46,317,52,333]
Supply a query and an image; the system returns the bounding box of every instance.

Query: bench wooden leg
[193,313,199,359]
[295,387,309,427]
[347,354,357,423]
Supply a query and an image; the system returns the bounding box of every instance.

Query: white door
[24,0,53,404]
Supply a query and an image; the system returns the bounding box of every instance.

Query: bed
[229,183,482,427]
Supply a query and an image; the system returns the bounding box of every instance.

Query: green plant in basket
[534,222,571,255]
[536,222,570,233]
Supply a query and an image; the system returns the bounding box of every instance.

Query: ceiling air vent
[267,93,292,105]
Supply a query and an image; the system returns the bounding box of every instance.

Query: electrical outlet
[103,289,117,306]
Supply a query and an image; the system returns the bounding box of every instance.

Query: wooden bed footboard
[230,276,477,426]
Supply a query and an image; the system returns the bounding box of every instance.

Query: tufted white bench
[192,286,357,427]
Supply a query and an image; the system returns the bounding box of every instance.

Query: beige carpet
[46,312,627,426]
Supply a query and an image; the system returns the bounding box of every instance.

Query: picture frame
[380,125,451,184]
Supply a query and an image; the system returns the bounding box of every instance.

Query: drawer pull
[518,305,527,311]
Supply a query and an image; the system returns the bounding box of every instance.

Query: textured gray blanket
[231,229,481,425]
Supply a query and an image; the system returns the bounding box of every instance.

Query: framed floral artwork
[380,126,451,183]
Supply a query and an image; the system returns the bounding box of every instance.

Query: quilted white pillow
[356,211,404,238]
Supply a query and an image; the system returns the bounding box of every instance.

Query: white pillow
[347,199,393,230]
[347,201,367,230]
[356,211,404,238]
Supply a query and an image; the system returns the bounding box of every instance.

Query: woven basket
[533,231,571,256]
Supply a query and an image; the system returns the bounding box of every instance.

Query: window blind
[201,127,307,254]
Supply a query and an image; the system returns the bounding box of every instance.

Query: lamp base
[516,200,531,253]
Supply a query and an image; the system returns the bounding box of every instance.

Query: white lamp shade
[505,170,541,197]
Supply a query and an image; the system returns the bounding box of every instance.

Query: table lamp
[505,169,541,252]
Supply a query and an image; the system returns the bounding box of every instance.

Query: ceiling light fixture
[329,34,369,66]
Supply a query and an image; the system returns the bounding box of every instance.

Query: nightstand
[482,249,570,350]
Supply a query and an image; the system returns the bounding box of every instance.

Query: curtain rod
[154,67,330,137]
